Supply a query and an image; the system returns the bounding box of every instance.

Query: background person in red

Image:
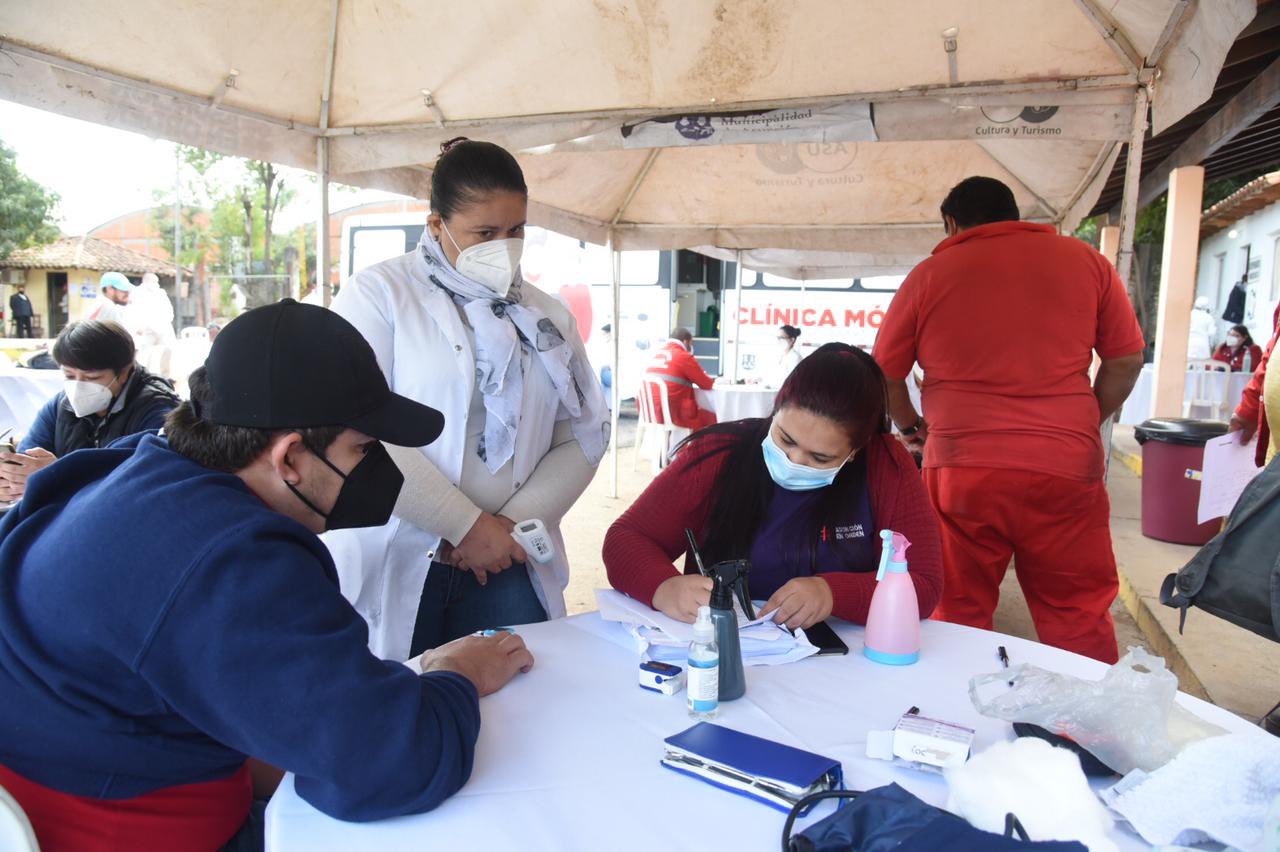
[1228,304,1280,466]
[1212,324,1263,373]
[605,344,941,631]
[642,326,716,429]
[873,176,1145,664]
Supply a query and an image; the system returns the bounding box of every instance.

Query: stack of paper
[594,589,818,667]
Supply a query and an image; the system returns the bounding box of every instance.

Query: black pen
[684,528,708,577]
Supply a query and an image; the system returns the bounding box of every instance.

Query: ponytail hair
[430,138,527,220]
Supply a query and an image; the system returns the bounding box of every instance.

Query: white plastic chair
[634,377,690,472]
[0,785,39,852]
[1183,359,1231,421]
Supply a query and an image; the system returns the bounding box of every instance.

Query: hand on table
[1228,414,1257,444]
[762,577,833,631]
[451,512,527,584]
[652,574,713,623]
[0,448,57,501]
[415,631,534,696]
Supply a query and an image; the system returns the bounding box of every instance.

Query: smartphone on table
[802,620,849,656]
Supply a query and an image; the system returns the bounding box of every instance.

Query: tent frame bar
[0,39,1138,141]
[328,76,1140,137]
[1115,85,1151,291]
[1071,0,1145,77]
[611,149,662,226]
[0,39,322,134]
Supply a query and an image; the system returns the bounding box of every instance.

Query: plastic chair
[1183,359,1231,421]
[0,785,39,852]
[634,377,690,472]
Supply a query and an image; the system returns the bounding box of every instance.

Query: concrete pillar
[1099,226,1120,266]
[1150,166,1205,418]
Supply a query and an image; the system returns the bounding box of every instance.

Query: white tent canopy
[0,0,1253,264]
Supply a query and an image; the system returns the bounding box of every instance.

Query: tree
[172,145,295,308]
[0,139,60,259]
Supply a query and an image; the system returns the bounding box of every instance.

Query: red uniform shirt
[1212,341,1263,373]
[642,340,715,428]
[874,221,1145,481]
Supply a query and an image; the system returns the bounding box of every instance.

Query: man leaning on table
[873,176,1145,665]
[0,300,533,852]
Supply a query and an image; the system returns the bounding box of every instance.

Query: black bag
[1161,454,1280,642]
[782,784,1086,852]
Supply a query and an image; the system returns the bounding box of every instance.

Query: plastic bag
[969,647,1226,775]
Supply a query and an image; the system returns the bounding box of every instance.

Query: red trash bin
[1134,418,1229,545]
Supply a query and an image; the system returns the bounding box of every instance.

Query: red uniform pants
[923,466,1120,664]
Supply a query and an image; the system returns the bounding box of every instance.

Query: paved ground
[560,410,1148,662]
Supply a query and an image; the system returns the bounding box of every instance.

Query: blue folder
[661,722,843,811]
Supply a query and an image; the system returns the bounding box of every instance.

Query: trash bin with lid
[1133,418,1229,545]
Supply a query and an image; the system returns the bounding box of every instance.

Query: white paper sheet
[593,589,818,667]
[1196,434,1262,524]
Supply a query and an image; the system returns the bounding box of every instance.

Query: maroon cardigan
[603,432,943,624]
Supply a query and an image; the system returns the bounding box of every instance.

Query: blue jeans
[409,562,548,656]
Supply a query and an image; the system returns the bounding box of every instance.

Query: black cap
[204,299,444,447]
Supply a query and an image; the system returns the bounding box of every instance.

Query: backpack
[1161,455,1280,643]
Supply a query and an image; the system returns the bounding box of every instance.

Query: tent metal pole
[608,235,621,499]
[173,146,183,331]
[731,250,744,381]
[1108,85,1150,475]
[1116,86,1150,294]
[317,137,332,306]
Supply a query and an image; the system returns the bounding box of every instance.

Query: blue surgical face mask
[761,428,849,491]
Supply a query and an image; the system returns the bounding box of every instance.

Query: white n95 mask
[442,223,522,298]
[64,379,114,418]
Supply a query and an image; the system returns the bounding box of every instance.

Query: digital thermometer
[511,518,555,564]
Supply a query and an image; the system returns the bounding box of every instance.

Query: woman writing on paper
[325,139,609,661]
[604,344,942,630]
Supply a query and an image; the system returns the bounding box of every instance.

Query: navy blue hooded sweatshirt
[0,433,480,821]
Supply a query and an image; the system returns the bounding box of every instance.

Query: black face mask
[287,440,404,531]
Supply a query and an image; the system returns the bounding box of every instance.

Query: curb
[1109,446,1211,702]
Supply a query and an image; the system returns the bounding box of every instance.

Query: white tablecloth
[696,385,778,421]
[1119,364,1252,425]
[265,614,1259,852]
[0,369,63,439]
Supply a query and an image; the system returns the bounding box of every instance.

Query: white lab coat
[1187,308,1217,360]
[767,346,803,388]
[322,248,583,661]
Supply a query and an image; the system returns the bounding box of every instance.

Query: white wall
[1195,197,1280,350]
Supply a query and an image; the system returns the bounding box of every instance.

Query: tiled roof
[1200,170,1280,236]
[0,236,190,278]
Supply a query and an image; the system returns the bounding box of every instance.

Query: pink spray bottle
[863,529,920,665]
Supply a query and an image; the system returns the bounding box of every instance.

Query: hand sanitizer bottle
[687,606,719,719]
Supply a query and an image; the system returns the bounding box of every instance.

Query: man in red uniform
[874,176,1145,663]
[643,327,717,429]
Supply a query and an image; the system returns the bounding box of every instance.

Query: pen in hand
[685,528,708,577]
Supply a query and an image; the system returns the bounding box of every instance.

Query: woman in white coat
[767,324,803,388]
[324,138,609,661]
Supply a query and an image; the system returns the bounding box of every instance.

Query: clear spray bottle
[687,606,719,719]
